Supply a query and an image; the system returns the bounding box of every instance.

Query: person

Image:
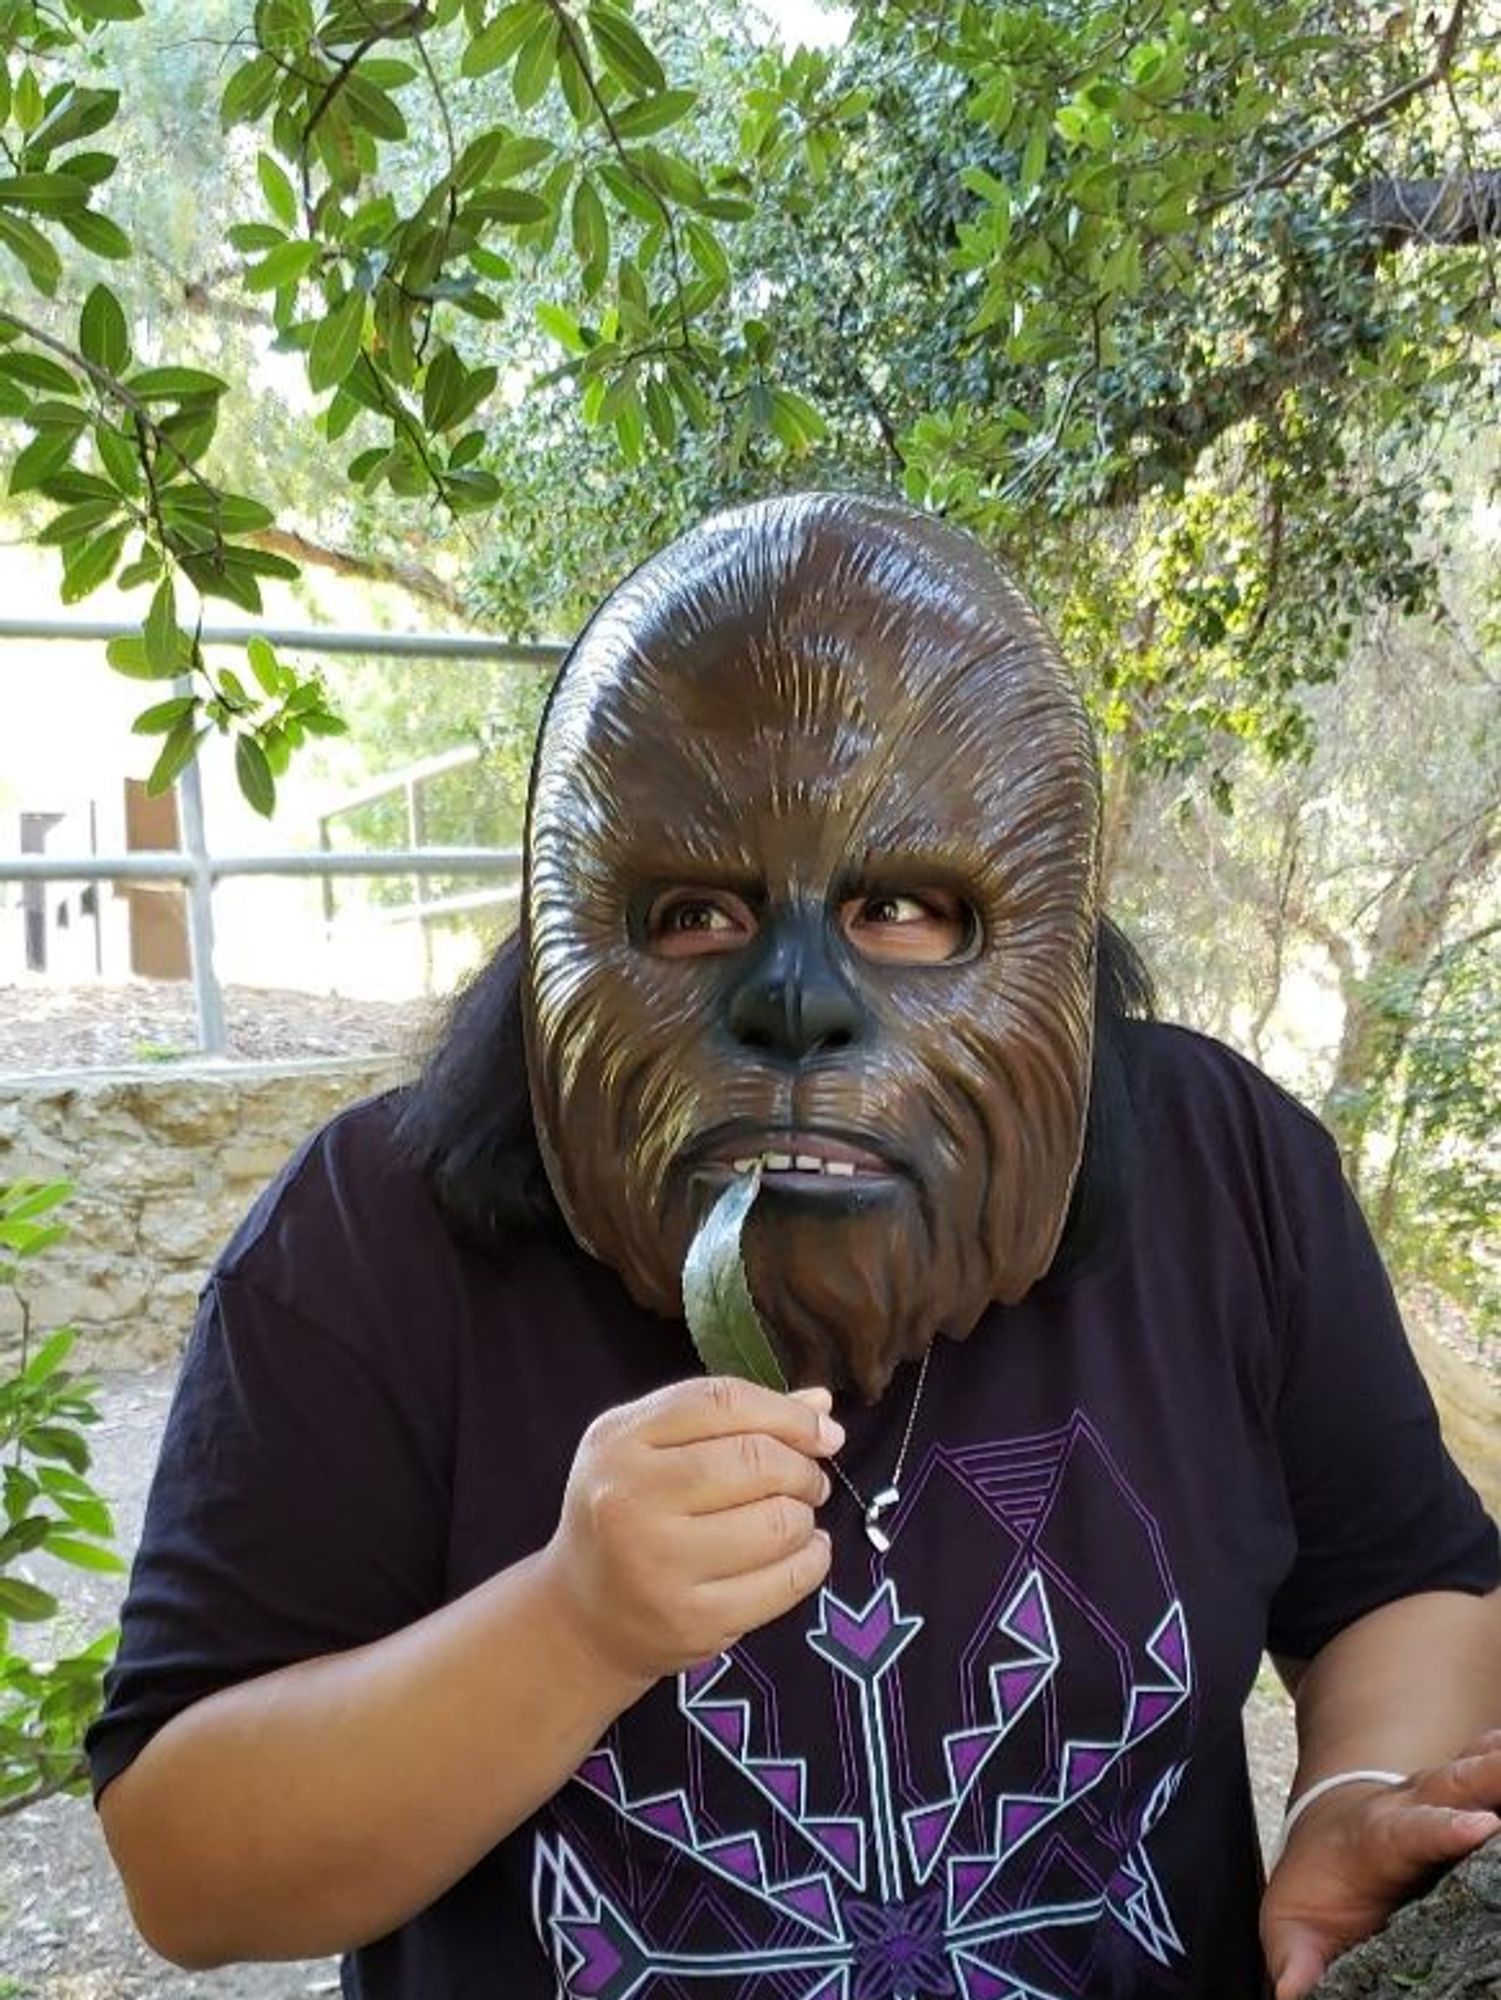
[89,495,1500,2000]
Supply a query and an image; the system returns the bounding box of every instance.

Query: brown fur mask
[522,494,1100,1400]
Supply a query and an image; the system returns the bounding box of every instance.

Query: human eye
[841,888,975,965]
[645,889,757,957]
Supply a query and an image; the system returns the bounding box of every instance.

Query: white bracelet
[1279,1768,1406,1848]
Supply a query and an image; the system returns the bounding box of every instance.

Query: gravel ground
[0,981,436,1075]
[0,1367,1300,1999]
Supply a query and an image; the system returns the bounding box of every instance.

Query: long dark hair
[396,919,1156,1284]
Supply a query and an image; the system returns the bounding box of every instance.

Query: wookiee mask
[522,494,1101,1400]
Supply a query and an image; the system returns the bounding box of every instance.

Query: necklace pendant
[864,1485,901,1554]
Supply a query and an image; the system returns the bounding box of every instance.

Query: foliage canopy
[0,0,1496,814]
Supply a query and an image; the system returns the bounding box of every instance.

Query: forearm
[1285,1586,1501,1795]
[99,1543,650,1968]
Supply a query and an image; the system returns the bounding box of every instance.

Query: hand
[1261,1730,1501,1999]
[543,1376,843,1684]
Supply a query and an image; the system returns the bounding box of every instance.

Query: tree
[0,0,1495,817]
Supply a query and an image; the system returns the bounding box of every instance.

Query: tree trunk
[1312,1835,1501,1997]
[1319,815,1498,1190]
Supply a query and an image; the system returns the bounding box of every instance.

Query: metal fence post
[173,743,227,1057]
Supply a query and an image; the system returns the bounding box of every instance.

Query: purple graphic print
[532,1413,1195,2000]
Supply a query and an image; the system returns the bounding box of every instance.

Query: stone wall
[0,1057,407,1365]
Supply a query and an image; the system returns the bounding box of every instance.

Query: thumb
[1266,1922,1330,2000]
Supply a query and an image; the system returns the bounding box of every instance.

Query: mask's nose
[724,914,865,1060]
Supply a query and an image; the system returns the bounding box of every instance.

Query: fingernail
[1455,1810,1500,1833]
[797,1385,833,1412]
[819,1473,832,1505]
[819,1415,846,1451]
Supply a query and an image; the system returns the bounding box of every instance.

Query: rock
[1313,1837,1501,1997]
[0,1057,404,1365]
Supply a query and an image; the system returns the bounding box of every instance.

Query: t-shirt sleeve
[86,1269,451,1800]
[1263,1109,1500,1661]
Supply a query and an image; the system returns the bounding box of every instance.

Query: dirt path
[0,1369,1298,1997]
[0,1370,339,1999]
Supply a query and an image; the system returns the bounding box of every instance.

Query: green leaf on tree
[79,284,129,374]
[308,291,366,393]
[234,734,276,817]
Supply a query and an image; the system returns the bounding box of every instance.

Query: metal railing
[0,619,565,1056]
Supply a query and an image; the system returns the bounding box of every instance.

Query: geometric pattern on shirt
[537,1410,1194,2000]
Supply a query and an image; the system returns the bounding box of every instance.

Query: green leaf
[132,695,196,735]
[343,76,407,143]
[613,89,697,140]
[145,575,177,674]
[58,209,131,259]
[643,372,676,448]
[60,521,128,602]
[26,85,118,158]
[221,53,281,128]
[10,428,77,495]
[41,1535,125,1573]
[0,173,90,211]
[106,632,183,681]
[71,0,144,19]
[126,365,227,400]
[467,187,550,225]
[769,386,827,449]
[536,300,587,352]
[14,69,43,135]
[246,635,280,697]
[243,240,320,293]
[1019,118,1049,198]
[0,1577,58,1622]
[572,176,609,294]
[20,1425,89,1474]
[588,4,666,95]
[681,1167,785,1390]
[0,352,77,395]
[684,218,729,289]
[461,2,543,78]
[0,211,62,292]
[79,283,129,374]
[512,14,559,111]
[307,291,366,393]
[36,497,121,545]
[235,734,276,817]
[146,717,206,795]
[4,1183,71,1227]
[256,152,298,230]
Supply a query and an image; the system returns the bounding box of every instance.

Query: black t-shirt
[88,1024,1500,1999]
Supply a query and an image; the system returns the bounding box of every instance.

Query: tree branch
[1201,0,1471,215]
[246,526,469,621]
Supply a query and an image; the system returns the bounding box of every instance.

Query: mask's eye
[645,889,758,958]
[841,889,974,964]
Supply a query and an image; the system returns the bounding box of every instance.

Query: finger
[698,1527,834,1641]
[638,1375,844,1456]
[1265,1924,1330,2000]
[1413,1745,1501,1812]
[690,1495,820,1581]
[660,1433,832,1514]
[1375,1801,1500,1877]
[790,1385,834,1414]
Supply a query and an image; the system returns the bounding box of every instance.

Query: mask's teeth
[763,1152,794,1171]
[732,1156,757,1172]
[794,1154,823,1173]
[825,1160,857,1178]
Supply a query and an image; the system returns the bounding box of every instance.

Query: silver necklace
[828,1343,934,1553]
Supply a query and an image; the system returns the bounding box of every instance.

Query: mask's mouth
[692,1127,901,1186]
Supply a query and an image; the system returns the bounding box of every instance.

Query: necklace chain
[826,1342,933,1552]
